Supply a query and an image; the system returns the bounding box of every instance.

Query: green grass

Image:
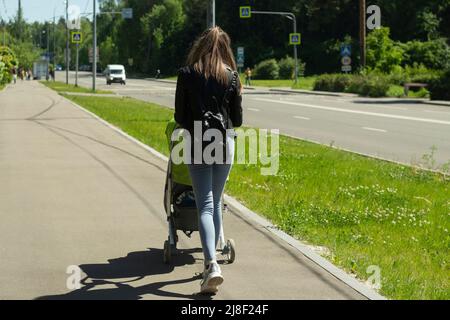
[387,85,431,99]
[165,75,317,90]
[239,75,317,90]
[56,93,449,300]
[62,95,172,154]
[40,81,112,94]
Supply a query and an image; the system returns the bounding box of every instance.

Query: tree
[366,27,404,73]
[0,46,18,84]
[140,0,185,73]
[11,41,40,69]
[99,36,118,69]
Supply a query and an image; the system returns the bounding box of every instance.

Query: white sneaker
[200,261,224,294]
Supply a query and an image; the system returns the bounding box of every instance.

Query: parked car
[55,64,63,71]
[104,64,126,85]
[79,64,91,71]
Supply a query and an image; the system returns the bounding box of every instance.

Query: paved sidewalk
[0,81,365,300]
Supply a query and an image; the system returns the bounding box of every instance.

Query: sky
[0,0,102,22]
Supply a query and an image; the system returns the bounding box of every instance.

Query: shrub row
[253,57,305,80]
[428,69,450,101]
[313,74,390,97]
[0,46,17,86]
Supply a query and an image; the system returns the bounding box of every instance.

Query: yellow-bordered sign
[240,6,251,18]
[289,33,301,45]
[71,31,82,44]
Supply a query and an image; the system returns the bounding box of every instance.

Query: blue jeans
[188,138,234,263]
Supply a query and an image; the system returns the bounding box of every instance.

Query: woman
[174,27,243,294]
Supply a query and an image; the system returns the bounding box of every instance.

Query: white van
[105,64,126,85]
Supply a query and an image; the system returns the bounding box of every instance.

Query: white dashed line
[253,98,450,125]
[294,116,310,120]
[247,108,260,112]
[362,127,387,133]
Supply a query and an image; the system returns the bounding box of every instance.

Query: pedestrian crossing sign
[240,6,251,19]
[289,33,301,45]
[71,32,82,44]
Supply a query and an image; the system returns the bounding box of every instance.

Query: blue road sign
[240,6,251,18]
[340,44,352,57]
[289,33,301,45]
[122,8,133,19]
[237,47,245,67]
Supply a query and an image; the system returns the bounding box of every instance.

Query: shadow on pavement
[35,248,212,300]
[353,99,424,105]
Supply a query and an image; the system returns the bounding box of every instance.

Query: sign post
[340,44,352,73]
[75,43,79,86]
[237,47,245,72]
[121,8,133,19]
[71,31,82,86]
[240,7,300,84]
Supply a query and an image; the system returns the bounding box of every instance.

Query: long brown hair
[186,27,237,86]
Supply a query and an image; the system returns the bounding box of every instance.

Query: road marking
[362,127,387,133]
[112,88,175,92]
[294,116,310,120]
[247,108,260,112]
[253,98,450,125]
[423,110,450,115]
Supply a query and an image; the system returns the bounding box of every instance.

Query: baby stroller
[163,119,236,264]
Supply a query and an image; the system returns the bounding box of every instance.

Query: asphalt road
[0,80,365,300]
[58,71,450,168]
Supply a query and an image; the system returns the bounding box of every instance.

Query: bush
[358,75,390,97]
[253,59,279,80]
[313,74,334,91]
[313,74,351,92]
[366,27,404,73]
[278,56,295,79]
[429,69,450,101]
[313,73,390,97]
[0,46,18,85]
[401,39,450,70]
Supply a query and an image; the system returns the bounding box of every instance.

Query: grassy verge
[165,75,317,90]
[387,85,430,98]
[58,93,449,299]
[40,81,112,94]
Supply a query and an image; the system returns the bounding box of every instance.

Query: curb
[146,78,177,84]
[61,91,122,98]
[57,89,387,300]
[421,100,450,107]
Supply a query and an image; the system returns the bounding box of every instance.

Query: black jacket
[174,66,243,134]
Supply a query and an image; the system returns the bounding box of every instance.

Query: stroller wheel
[224,239,236,264]
[163,240,171,264]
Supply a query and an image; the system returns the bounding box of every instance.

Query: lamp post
[93,0,97,91]
[65,0,69,84]
[206,0,215,28]
[359,0,366,67]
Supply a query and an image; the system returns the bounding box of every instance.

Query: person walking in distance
[174,27,243,294]
[11,67,17,84]
[245,67,252,86]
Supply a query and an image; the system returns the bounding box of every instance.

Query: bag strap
[221,69,238,126]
